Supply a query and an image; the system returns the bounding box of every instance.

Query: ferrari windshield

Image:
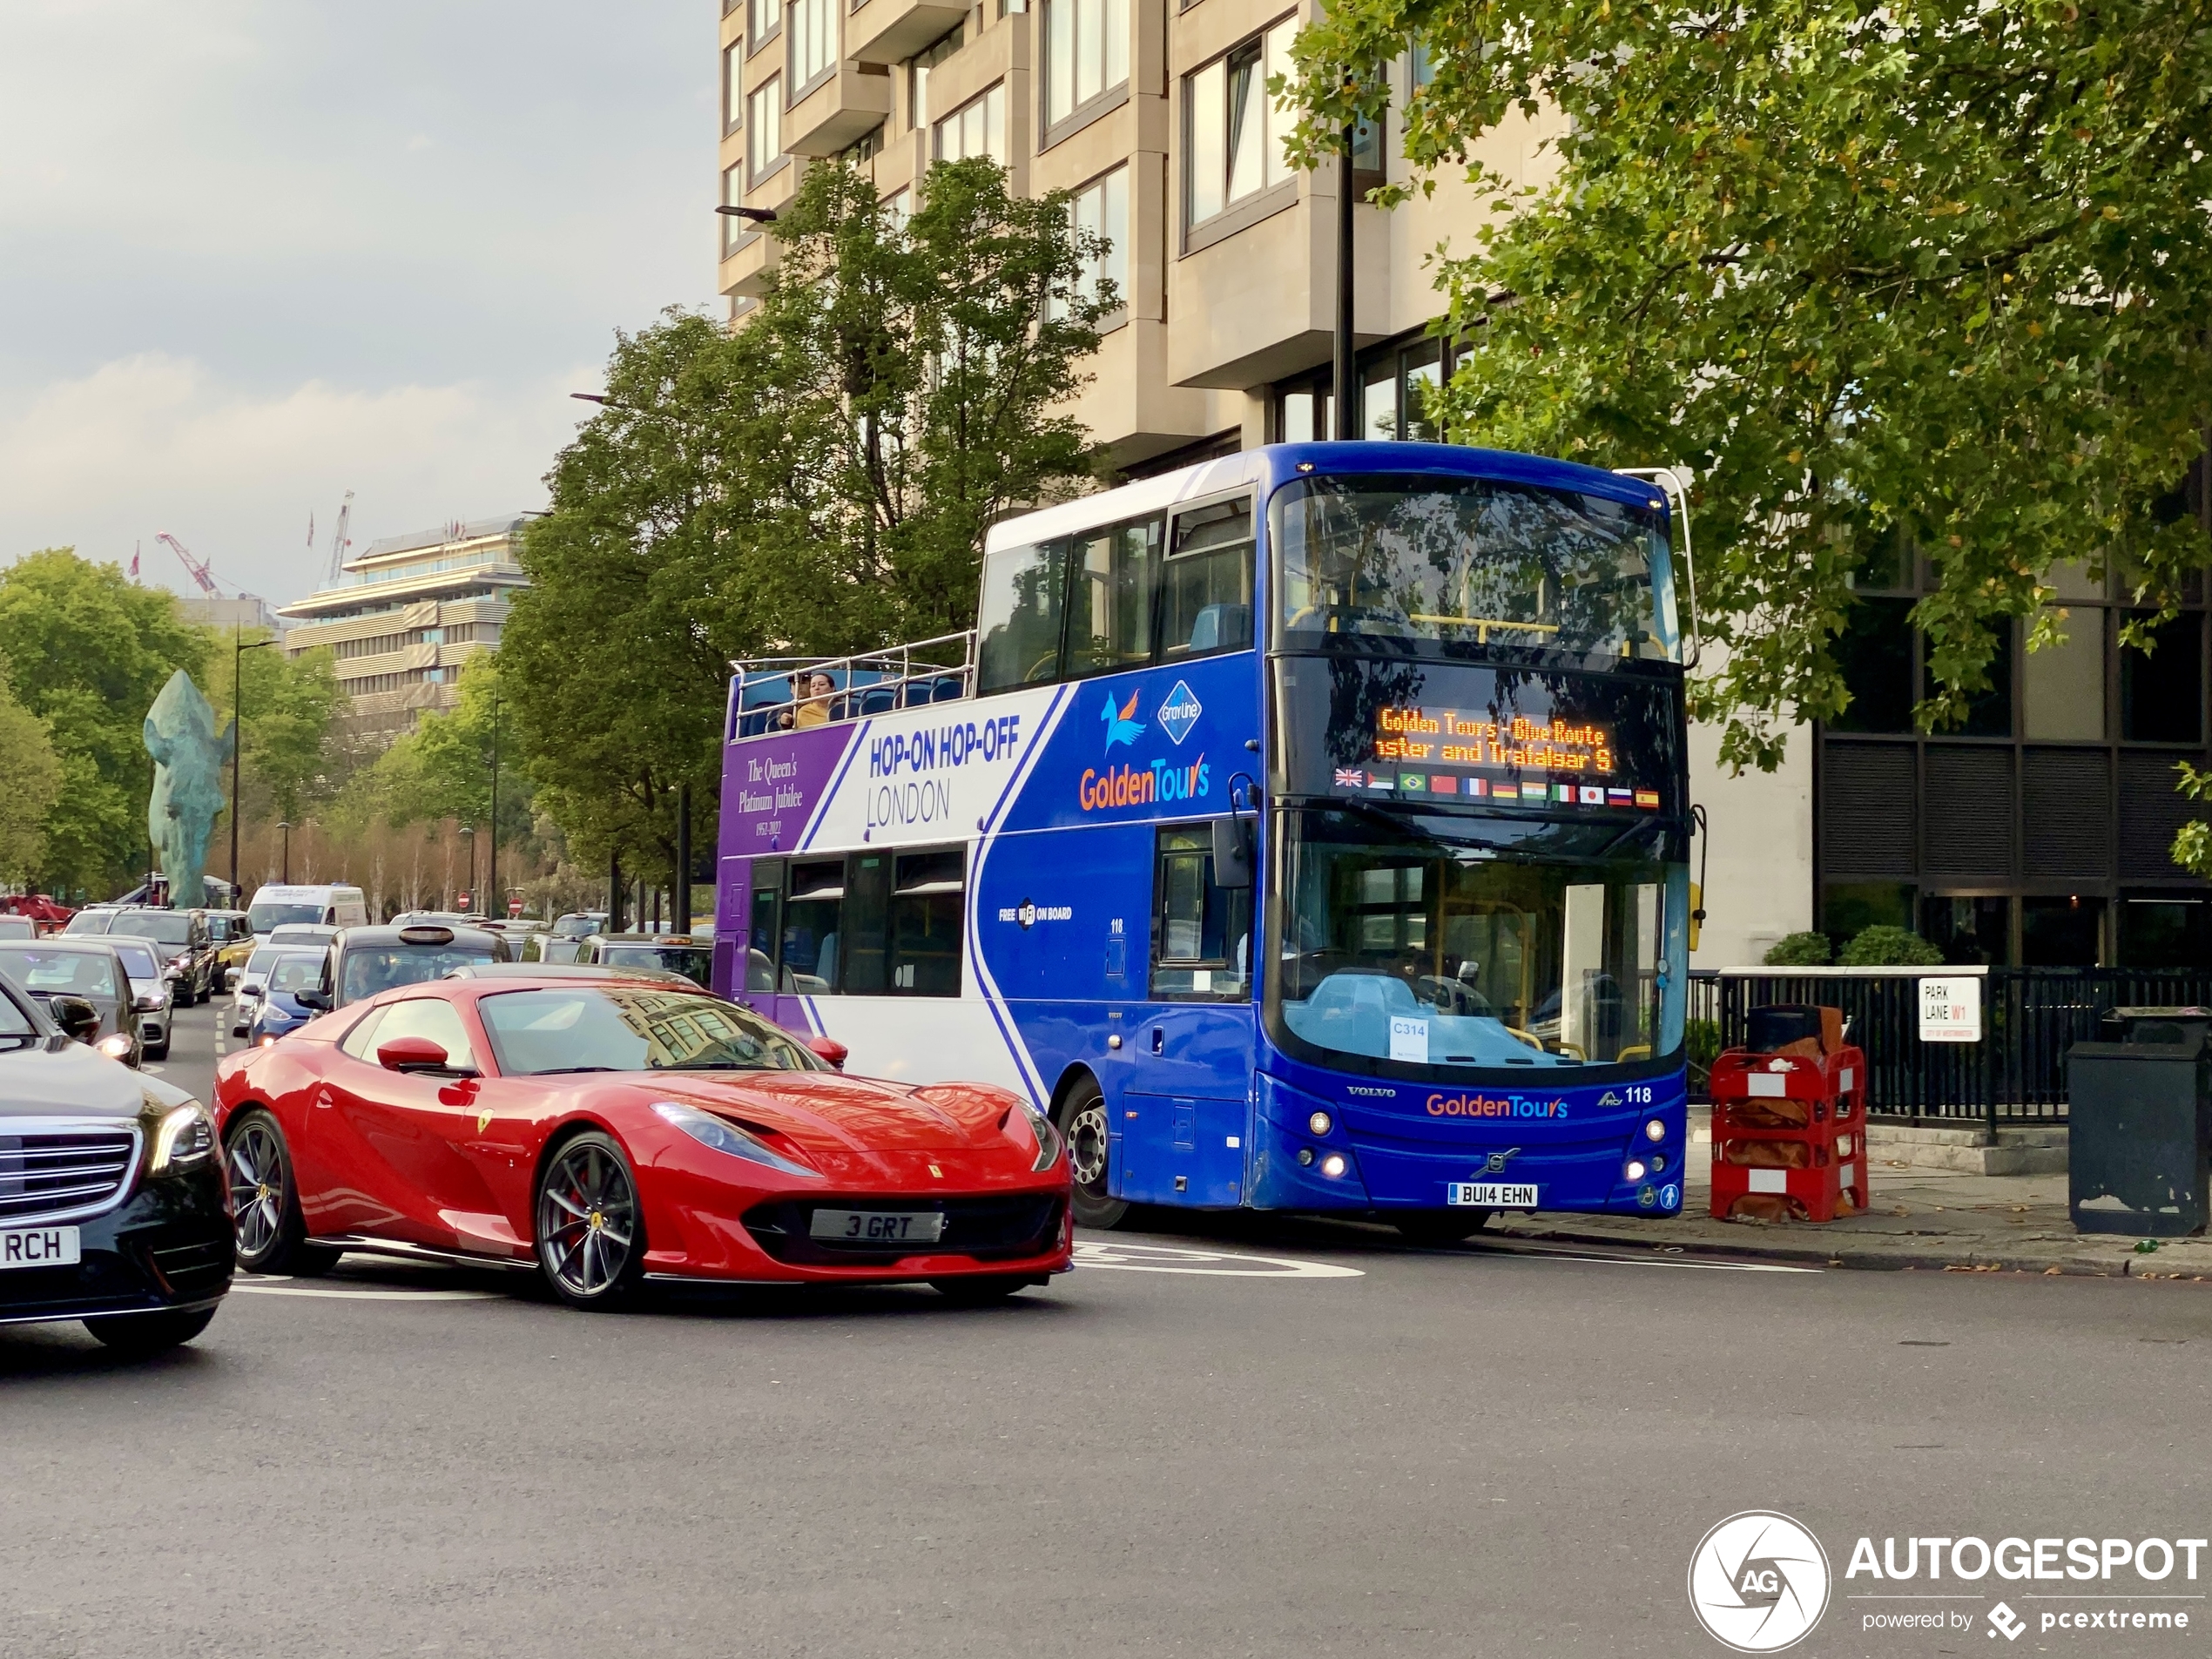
[1273,473,1678,659]
[476,987,819,1075]
[1271,806,1685,1070]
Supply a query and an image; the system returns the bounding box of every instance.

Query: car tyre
[930,1275,1035,1305]
[225,1109,341,1277]
[1055,1076,1127,1230]
[1393,1211,1493,1246]
[85,1306,216,1358]
[534,1131,646,1311]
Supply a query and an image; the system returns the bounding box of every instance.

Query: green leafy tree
[0,551,213,896]
[1282,0,2212,772]
[1763,930,1833,968]
[206,631,342,825]
[0,678,64,885]
[505,157,1108,880]
[1838,924,1943,967]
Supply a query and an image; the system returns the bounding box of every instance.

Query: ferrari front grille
[743,1194,1063,1265]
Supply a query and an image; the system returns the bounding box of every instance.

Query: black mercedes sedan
[0,973,231,1355]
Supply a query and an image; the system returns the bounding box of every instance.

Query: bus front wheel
[1057,1079,1127,1230]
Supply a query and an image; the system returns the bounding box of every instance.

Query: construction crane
[155,531,219,597]
[324,490,354,583]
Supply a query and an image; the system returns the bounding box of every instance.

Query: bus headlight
[1624,1159,1648,1184]
[1308,1110,1332,1136]
[1644,1118,1666,1142]
[1319,1153,1346,1178]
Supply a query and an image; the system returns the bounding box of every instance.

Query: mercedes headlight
[96,1032,133,1059]
[150,1102,215,1173]
[651,1102,819,1178]
[1020,1103,1062,1172]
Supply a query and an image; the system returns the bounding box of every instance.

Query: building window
[909,24,962,130]
[935,83,1007,163]
[1274,330,1455,442]
[725,41,745,131]
[2121,613,2204,743]
[2021,607,2106,740]
[1042,0,1128,130]
[748,78,785,179]
[723,163,750,253]
[750,0,780,51]
[789,0,834,95]
[1828,597,1916,733]
[1052,166,1128,320]
[883,187,912,230]
[840,124,886,164]
[1185,18,1297,226]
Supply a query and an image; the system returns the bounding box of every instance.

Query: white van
[246,884,369,932]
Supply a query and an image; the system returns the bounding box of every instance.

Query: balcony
[847,0,969,67]
[785,62,895,157]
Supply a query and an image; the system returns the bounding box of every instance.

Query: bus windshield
[1271,806,1684,1072]
[1272,473,1678,660]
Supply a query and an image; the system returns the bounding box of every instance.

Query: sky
[0,0,718,610]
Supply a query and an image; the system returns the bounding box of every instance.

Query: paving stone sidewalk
[1489,1135,2212,1278]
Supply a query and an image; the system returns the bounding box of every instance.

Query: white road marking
[231,1276,496,1301]
[1074,1241,1364,1278]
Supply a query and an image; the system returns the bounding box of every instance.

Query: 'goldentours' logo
[1689,1512,1830,1652]
[1157,680,1202,745]
[1424,1093,1568,1120]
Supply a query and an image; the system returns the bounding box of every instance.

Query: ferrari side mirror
[378,1035,449,1074]
[806,1035,849,1070]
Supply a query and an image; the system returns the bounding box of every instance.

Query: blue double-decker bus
[713,441,1693,1239]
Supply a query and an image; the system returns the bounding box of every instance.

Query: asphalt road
[7,1002,2212,1658]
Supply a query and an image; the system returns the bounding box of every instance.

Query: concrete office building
[713,0,2212,969]
[277,515,530,751]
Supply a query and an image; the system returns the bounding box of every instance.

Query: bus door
[1118,823,1253,1207]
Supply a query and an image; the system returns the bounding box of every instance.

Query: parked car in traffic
[210,970,1068,1309]
[103,937,175,1061]
[204,910,257,983]
[295,921,509,1015]
[539,910,609,964]
[0,971,231,1356]
[0,941,145,1067]
[0,916,35,941]
[104,907,218,1005]
[576,933,714,988]
[244,951,331,1045]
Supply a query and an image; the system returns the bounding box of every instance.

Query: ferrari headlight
[651,1102,819,1178]
[149,1102,215,1173]
[1021,1103,1062,1172]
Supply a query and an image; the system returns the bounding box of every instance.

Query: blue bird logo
[1101,687,1145,750]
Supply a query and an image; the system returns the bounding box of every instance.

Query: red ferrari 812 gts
[210,968,1073,1309]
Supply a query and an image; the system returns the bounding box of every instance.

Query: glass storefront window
[2020,894,2103,966]
[2121,897,2210,968]
[1272,808,1684,1070]
[1821,883,1914,954]
[1920,894,2011,965]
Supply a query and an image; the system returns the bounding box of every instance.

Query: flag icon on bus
[1333,768,1366,788]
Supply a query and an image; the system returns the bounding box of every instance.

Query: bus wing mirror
[1211,815,1252,889]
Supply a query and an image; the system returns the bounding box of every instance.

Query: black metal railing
[1686,967,2212,1129]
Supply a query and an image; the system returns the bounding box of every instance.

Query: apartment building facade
[277,515,530,752]
[711,0,2212,970]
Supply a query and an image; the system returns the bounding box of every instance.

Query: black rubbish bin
[2067,1008,2212,1238]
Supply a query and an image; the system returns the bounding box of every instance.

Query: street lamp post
[232,630,277,894]
[1334,113,1359,441]
[277,821,293,885]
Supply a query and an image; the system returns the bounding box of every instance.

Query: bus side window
[1064,517,1162,677]
[889,847,964,995]
[977,539,1069,692]
[843,853,892,994]
[1161,498,1254,661]
[747,864,784,993]
[783,860,845,994]
[1151,825,1251,1000]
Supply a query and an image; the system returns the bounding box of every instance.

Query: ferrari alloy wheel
[224,1110,339,1277]
[535,1131,646,1310]
[1056,1077,1127,1230]
[1393,1211,1492,1247]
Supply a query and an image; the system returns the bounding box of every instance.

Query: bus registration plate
[1448,1183,1536,1209]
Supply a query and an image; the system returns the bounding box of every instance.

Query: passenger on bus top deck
[779,671,838,730]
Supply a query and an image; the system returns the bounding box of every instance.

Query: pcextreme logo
[1689,1512,1831,1653]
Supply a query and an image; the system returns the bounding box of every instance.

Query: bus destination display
[1332,705,1662,810]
